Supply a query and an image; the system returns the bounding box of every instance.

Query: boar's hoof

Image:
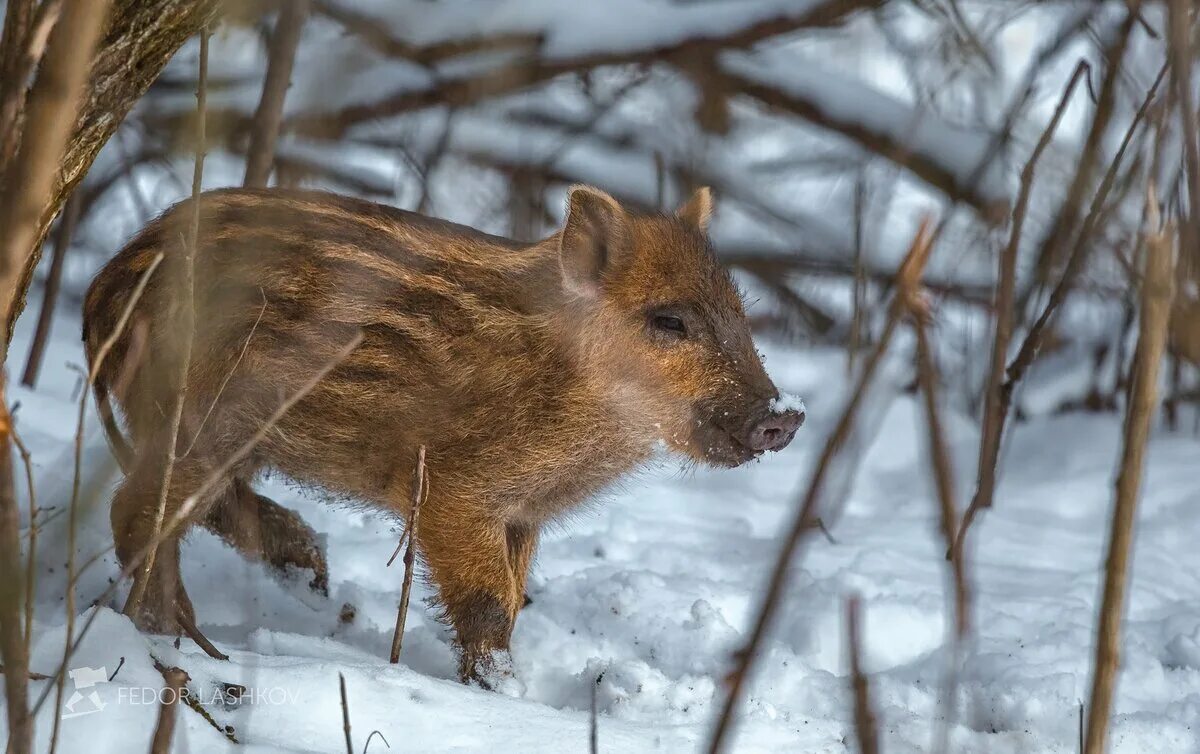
[460,648,522,695]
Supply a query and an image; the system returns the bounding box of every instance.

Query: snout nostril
[744,410,804,452]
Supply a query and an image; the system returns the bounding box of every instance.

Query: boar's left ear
[676,187,714,231]
[559,185,630,298]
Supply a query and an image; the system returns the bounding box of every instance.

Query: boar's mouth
[691,415,763,468]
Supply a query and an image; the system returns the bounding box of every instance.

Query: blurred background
[18,0,1179,413]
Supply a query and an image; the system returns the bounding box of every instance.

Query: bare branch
[244,0,310,188]
[951,60,1090,560]
[288,0,882,138]
[0,0,111,331]
[9,420,36,657]
[0,6,113,752]
[720,62,1006,217]
[955,46,1166,554]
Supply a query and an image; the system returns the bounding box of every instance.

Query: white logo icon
[62,666,108,719]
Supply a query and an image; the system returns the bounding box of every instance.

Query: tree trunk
[2,0,222,353]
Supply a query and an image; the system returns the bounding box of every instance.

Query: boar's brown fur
[83,185,801,683]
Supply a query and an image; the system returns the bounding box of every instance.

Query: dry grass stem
[340,672,354,754]
[908,300,971,753]
[148,665,188,754]
[846,595,879,754]
[389,445,427,663]
[1084,196,1176,754]
[9,421,36,655]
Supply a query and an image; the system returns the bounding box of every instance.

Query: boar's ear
[559,185,630,298]
[676,186,714,231]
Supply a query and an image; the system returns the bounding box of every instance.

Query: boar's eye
[650,313,688,339]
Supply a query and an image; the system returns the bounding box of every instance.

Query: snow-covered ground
[5,295,1200,754]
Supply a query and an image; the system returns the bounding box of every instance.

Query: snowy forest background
[1,0,1199,752]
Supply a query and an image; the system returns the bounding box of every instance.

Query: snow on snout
[768,391,806,415]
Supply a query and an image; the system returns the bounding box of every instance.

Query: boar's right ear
[559,185,630,298]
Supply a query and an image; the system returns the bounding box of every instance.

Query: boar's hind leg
[201,478,329,594]
[111,451,230,635]
[507,522,539,613]
[419,500,525,686]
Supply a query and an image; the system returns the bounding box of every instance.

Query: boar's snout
[742,406,804,453]
[744,409,804,452]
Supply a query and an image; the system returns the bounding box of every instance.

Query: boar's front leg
[418,498,525,686]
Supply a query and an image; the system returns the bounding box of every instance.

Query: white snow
[4,299,1200,753]
[768,391,806,416]
[342,0,840,60]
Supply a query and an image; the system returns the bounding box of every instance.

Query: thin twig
[21,191,78,388]
[909,296,970,754]
[155,332,364,549]
[362,730,390,754]
[590,671,604,754]
[340,672,354,754]
[9,420,36,656]
[0,665,49,681]
[1026,5,1140,290]
[706,218,936,754]
[150,656,238,743]
[181,290,266,458]
[1166,0,1199,266]
[1084,194,1176,754]
[846,595,879,754]
[389,446,426,663]
[125,26,209,619]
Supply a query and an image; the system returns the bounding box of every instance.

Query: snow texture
[4,298,1200,753]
